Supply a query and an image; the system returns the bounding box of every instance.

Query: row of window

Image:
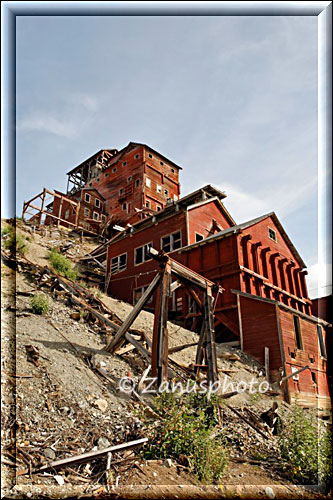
[110,231,182,273]
[64,207,106,222]
[145,177,179,201]
[293,315,327,358]
[84,192,102,208]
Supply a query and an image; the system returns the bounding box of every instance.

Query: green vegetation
[89,286,103,299]
[1,224,28,256]
[278,404,332,484]
[141,391,228,484]
[48,248,77,280]
[30,293,50,315]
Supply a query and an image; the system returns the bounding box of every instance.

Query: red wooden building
[65,142,182,228]
[105,185,331,407]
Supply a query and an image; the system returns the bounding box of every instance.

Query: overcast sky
[15,15,329,298]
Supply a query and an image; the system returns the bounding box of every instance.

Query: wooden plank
[168,342,198,354]
[152,266,170,384]
[265,346,270,381]
[226,405,270,440]
[105,272,162,353]
[34,438,148,473]
[204,288,218,384]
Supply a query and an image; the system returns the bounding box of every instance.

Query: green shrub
[278,404,332,484]
[48,249,77,280]
[30,293,50,315]
[140,391,228,483]
[89,286,103,298]
[1,225,28,256]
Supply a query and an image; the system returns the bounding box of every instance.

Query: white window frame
[127,176,132,182]
[64,209,70,220]
[135,154,139,159]
[161,230,182,253]
[93,211,99,221]
[84,207,90,217]
[268,227,277,242]
[119,188,124,196]
[133,286,153,305]
[134,242,153,266]
[291,366,299,381]
[112,167,117,173]
[85,193,91,203]
[146,177,151,188]
[110,253,127,274]
[122,161,127,166]
[145,200,151,209]
[95,198,100,208]
[157,184,162,194]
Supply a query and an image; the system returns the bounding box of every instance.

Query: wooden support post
[264,346,270,382]
[204,287,218,384]
[152,264,171,385]
[58,195,64,228]
[39,188,46,226]
[105,272,162,353]
[75,201,80,227]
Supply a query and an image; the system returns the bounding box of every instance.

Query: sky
[14,15,330,298]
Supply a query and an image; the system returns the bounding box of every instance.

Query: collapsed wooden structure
[106,248,222,385]
[22,188,99,236]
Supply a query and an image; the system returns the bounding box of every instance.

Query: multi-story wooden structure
[64,142,182,228]
[105,186,331,407]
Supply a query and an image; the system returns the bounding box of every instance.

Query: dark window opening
[135,179,140,188]
[135,154,139,159]
[268,228,277,242]
[195,233,204,242]
[317,325,327,358]
[293,316,303,350]
[311,372,317,385]
[148,153,153,159]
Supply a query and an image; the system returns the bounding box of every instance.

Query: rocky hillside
[1,220,330,499]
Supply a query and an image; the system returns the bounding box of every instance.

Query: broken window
[293,316,303,350]
[268,227,277,242]
[101,214,106,222]
[93,212,99,221]
[156,205,162,212]
[85,193,91,203]
[127,176,132,182]
[135,154,139,159]
[134,242,153,265]
[317,325,327,358]
[146,177,151,188]
[164,188,169,196]
[157,185,162,194]
[64,209,69,219]
[145,200,151,209]
[135,179,140,188]
[161,231,182,253]
[84,208,90,217]
[311,371,317,385]
[111,253,127,274]
[119,188,124,196]
[112,167,117,173]
[122,203,127,212]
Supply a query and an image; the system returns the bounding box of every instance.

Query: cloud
[67,92,99,112]
[17,112,78,138]
[306,262,332,299]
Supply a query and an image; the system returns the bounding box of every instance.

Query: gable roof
[107,185,233,246]
[179,212,306,268]
[81,188,106,200]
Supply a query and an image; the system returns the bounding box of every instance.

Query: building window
[164,188,169,196]
[64,209,69,220]
[111,253,127,274]
[85,193,91,203]
[171,168,175,174]
[122,161,127,166]
[93,212,99,221]
[317,325,327,358]
[135,154,139,159]
[160,161,164,166]
[148,153,153,159]
[157,185,162,194]
[134,286,153,304]
[89,182,92,187]
[268,227,277,242]
[173,194,178,201]
[156,205,162,212]
[84,208,90,217]
[101,214,106,222]
[311,372,317,385]
[119,188,124,196]
[291,366,299,381]
[105,173,109,177]
[195,233,204,242]
[96,177,100,182]
[146,177,151,188]
[135,242,153,265]
[145,200,151,209]
[135,179,140,188]
[127,176,132,182]
[122,203,127,212]
[161,231,182,253]
[95,198,100,208]
[72,207,76,215]
[112,167,117,173]
[293,316,303,350]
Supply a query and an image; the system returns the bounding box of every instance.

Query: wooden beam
[105,272,162,353]
[152,265,170,384]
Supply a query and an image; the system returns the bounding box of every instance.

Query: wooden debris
[225,405,270,440]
